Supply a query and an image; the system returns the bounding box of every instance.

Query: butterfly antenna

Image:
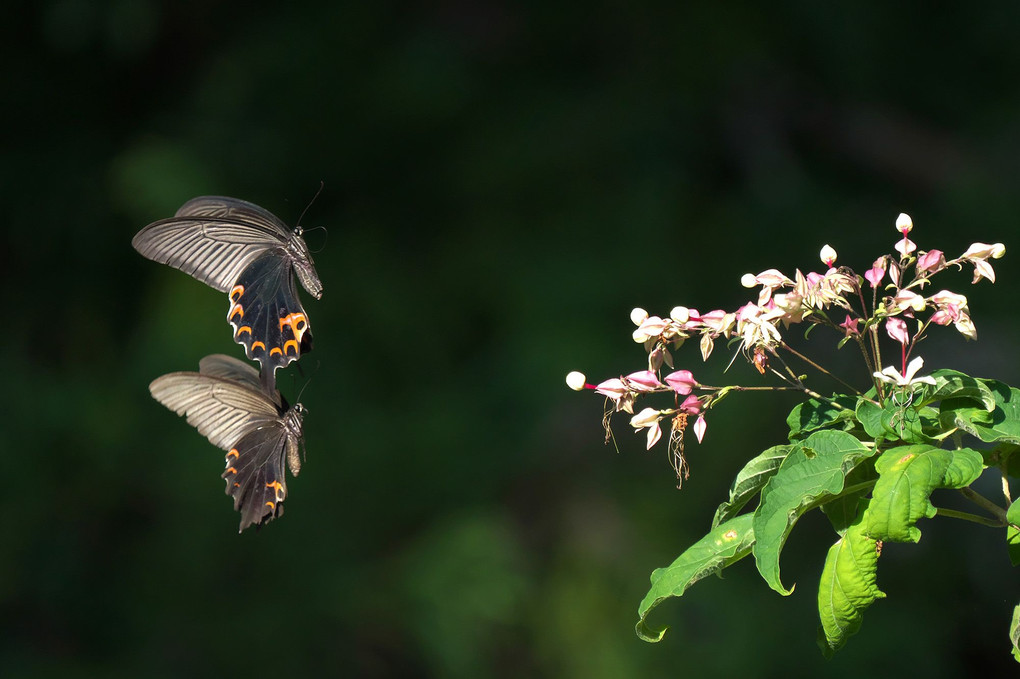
[296,181,325,230]
[294,359,319,404]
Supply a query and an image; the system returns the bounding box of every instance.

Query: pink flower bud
[664,370,697,395]
[886,317,909,346]
[864,257,886,288]
[595,378,626,400]
[679,394,702,415]
[916,249,944,274]
[693,414,707,443]
[625,370,661,392]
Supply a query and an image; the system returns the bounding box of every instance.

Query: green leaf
[636,514,755,643]
[712,445,792,528]
[752,430,872,595]
[1007,499,1020,567]
[856,397,937,444]
[820,460,879,535]
[1012,604,1020,663]
[921,369,997,412]
[787,395,857,441]
[865,445,984,542]
[940,381,1020,445]
[817,499,886,656]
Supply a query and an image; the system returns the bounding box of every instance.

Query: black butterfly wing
[149,368,302,531]
[132,202,288,293]
[228,250,313,393]
[222,424,293,532]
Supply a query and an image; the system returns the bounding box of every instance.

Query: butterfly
[149,354,307,532]
[132,196,323,393]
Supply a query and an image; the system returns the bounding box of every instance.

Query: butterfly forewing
[149,372,279,451]
[175,196,292,233]
[198,353,265,393]
[131,217,284,293]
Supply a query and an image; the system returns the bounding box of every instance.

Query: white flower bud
[896,213,913,233]
[565,371,587,391]
[740,273,757,288]
[670,306,690,322]
[819,244,837,267]
[630,307,648,326]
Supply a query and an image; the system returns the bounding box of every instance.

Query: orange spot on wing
[252,341,266,352]
[265,501,276,509]
[224,466,238,475]
[265,480,285,500]
[279,313,309,343]
[227,449,239,459]
[236,325,252,337]
[229,304,244,321]
[270,347,283,356]
[230,285,245,302]
[283,340,299,355]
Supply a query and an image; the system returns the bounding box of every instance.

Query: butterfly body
[132,196,322,393]
[149,354,306,532]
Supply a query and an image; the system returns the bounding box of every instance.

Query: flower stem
[778,341,862,395]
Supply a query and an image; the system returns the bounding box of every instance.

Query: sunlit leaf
[752,430,872,595]
[1011,604,1020,664]
[939,381,1020,445]
[820,461,879,535]
[817,499,886,656]
[1007,499,1020,567]
[787,395,857,441]
[712,445,792,528]
[865,445,984,542]
[635,515,754,643]
[921,369,996,412]
[856,397,937,444]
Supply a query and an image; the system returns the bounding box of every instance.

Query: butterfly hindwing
[222,424,290,531]
[228,251,313,393]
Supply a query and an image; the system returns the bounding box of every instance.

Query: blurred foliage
[4,1,1020,676]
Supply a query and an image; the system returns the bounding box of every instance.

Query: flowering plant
[567,214,1019,659]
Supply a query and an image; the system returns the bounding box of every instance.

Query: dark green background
[5,2,1020,676]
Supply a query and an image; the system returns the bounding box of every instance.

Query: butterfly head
[289,227,324,300]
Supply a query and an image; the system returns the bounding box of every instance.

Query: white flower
[873,356,936,387]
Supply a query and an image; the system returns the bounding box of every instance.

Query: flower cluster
[568,213,1004,483]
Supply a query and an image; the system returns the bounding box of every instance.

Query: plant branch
[959,486,1008,524]
[933,507,1004,528]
